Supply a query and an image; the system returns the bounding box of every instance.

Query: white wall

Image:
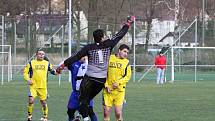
[150,19,175,45]
[135,19,175,45]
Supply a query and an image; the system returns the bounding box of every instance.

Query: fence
[0,14,215,84]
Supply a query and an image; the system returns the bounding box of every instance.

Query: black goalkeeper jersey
[64,24,129,82]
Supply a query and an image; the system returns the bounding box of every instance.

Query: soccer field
[0,80,215,121]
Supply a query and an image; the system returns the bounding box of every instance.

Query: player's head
[93,29,105,43]
[80,56,88,63]
[117,44,130,59]
[36,49,45,61]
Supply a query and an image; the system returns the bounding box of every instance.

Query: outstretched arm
[108,16,135,48]
[56,46,88,74]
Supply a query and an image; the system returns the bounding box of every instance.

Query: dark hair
[119,44,130,51]
[36,49,44,53]
[93,29,104,43]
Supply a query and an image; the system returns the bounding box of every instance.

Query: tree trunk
[76,8,81,50]
[145,18,152,50]
[30,15,37,56]
[48,0,52,14]
[64,0,67,15]
[88,0,98,43]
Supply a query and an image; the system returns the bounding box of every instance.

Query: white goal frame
[171,46,215,82]
[0,45,12,85]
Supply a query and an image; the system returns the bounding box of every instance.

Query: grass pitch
[0,80,215,121]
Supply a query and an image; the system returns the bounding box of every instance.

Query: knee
[104,110,109,117]
[40,100,47,107]
[79,99,89,108]
[103,106,111,118]
[29,97,34,104]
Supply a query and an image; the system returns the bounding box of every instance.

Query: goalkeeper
[57,16,134,121]
[23,49,58,121]
[67,56,97,121]
[103,44,131,121]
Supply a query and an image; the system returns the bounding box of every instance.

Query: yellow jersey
[105,54,131,91]
[23,59,53,88]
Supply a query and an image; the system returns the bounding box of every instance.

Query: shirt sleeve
[48,62,53,70]
[106,24,129,48]
[71,62,80,80]
[23,63,31,81]
[64,46,88,67]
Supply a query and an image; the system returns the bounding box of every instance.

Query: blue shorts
[67,91,94,109]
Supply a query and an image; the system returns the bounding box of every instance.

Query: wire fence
[0,14,215,85]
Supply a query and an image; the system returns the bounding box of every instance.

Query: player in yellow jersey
[103,44,131,121]
[23,50,58,121]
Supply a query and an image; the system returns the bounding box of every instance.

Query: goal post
[0,45,12,85]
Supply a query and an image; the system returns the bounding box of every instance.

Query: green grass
[0,80,215,121]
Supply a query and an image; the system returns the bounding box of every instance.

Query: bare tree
[73,0,81,50]
[135,0,158,50]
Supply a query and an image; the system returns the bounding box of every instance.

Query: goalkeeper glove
[56,62,65,74]
[126,15,135,26]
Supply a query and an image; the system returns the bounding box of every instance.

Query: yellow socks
[28,103,34,116]
[42,104,48,118]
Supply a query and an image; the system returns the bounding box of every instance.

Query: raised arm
[107,16,135,48]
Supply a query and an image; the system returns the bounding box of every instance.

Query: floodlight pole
[14,21,17,75]
[194,18,198,82]
[202,0,205,46]
[133,17,136,82]
[1,15,4,50]
[68,0,72,82]
[1,15,4,85]
[171,47,174,82]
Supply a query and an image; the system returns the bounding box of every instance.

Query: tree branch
[154,0,176,11]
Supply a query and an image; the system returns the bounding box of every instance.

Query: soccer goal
[170,46,215,82]
[0,45,12,85]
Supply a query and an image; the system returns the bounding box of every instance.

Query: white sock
[83,117,90,121]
